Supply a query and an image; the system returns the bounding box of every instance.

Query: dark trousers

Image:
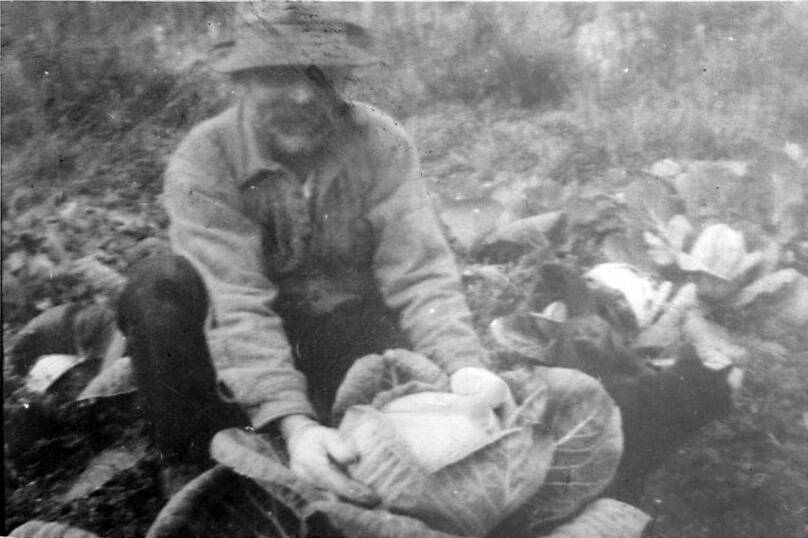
[117,255,406,465]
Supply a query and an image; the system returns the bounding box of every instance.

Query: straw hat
[209,9,379,73]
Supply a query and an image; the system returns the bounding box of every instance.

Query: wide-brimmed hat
[209,11,379,73]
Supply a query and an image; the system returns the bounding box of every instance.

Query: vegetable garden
[3,3,808,537]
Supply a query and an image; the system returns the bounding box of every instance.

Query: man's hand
[280,415,379,506]
[450,367,515,412]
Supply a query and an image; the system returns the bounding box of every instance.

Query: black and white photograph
[3,2,807,537]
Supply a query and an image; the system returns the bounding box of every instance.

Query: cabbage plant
[210,349,626,538]
[643,217,808,340]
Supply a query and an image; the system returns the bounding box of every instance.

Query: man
[118,12,510,501]
[118,11,740,516]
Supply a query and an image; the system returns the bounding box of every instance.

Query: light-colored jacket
[163,101,485,429]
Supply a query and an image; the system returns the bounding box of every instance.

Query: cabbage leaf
[494,368,623,536]
[308,499,467,538]
[332,349,451,424]
[10,520,103,538]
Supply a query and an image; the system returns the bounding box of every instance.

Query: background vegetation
[3,2,807,537]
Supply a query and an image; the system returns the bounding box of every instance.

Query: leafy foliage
[3,3,808,537]
[534,498,650,538]
[9,520,102,538]
[331,349,450,424]
[146,465,302,538]
[60,440,148,503]
[495,368,624,535]
[2,194,171,325]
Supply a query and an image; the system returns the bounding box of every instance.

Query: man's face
[239,66,350,158]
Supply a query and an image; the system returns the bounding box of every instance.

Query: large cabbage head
[331,349,623,537]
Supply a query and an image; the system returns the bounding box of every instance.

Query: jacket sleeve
[163,125,315,430]
[363,115,487,374]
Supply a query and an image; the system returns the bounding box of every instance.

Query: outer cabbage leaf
[147,465,301,538]
[684,309,748,369]
[76,356,136,400]
[494,368,623,536]
[9,303,82,376]
[746,272,808,339]
[10,520,103,538]
[306,494,648,538]
[677,223,763,283]
[542,498,650,538]
[307,500,467,538]
[731,268,801,309]
[210,428,328,521]
[332,349,450,424]
[500,367,549,429]
[25,354,86,394]
[60,439,148,503]
[149,466,647,538]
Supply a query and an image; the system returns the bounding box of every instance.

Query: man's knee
[118,255,208,332]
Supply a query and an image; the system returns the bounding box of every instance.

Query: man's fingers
[325,433,360,467]
[287,427,378,506]
[322,435,379,505]
[321,461,379,507]
[295,454,378,507]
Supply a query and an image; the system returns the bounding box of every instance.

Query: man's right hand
[279,414,379,506]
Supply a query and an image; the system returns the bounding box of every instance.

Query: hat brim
[209,37,380,73]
